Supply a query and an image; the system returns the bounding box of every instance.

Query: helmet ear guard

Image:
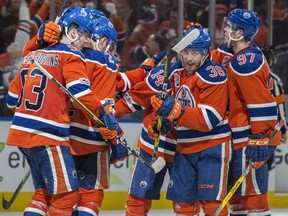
[92,16,117,52]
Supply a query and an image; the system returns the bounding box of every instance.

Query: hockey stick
[152,28,200,162]
[1,2,71,210]
[32,60,165,173]
[2,169,31,210]
[54,0,70,24]
[213,119,284,216]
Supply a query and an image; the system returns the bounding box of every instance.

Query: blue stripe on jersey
[231,127,250,144]
[32,15,42,28]
[6,91,18,108]
[247,103,278,121]
[202,107,222,130]
[70,124,105,142]
[67,81,91,97]
[141,128,176,152]
[12,114,69,138]
[177,122,231,140]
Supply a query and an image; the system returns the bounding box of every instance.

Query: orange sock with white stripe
[24,188,49,216]
[48,190,79,216]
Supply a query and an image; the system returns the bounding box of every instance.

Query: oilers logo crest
[175,85,195,107]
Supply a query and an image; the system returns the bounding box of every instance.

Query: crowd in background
[0,0,288,117]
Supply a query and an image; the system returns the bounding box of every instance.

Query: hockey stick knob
[151,156,166,173]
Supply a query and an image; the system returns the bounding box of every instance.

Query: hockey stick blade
[32,60,165,173]
[118,136,165,173]
[2,170,31,210]
[171,28,200,54]
[213,119,284,216]
[151,156,166,173]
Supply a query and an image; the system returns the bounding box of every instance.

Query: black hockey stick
[213,119,284,216]
[32,60,165,173]
[2,169,31,210]
[152,28,200,162]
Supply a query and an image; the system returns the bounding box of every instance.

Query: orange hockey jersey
[170,58,231,154]
[69,48,119,155]
[6,43,102,149]
[115,65,176,162]
[225,43,278,149]
[116,68,147,93]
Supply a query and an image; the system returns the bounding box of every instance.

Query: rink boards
[0,119,287,211]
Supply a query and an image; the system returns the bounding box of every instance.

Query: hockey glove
[110,137,129,164]
[183,22,202,33]
[98,100,118,140]
[151,94,184,120]
[37,21,61,46]
[140,50,168,72]
[148,117,173,140]
[245,135,276,169]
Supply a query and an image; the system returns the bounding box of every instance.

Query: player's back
[69,48,119,155]
[6,44,88,148]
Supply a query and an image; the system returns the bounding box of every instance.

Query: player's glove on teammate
[245,134,276,169]
[37,21,61,46]
[151,94,184,120]
[109,137,129,164]
[148,117,173,140]
[140,50,168,72]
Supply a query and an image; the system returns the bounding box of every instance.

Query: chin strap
[227,28,244,47]
[65,27,79,44]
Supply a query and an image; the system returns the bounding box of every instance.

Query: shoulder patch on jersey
[196,60,227,84]
[84,49,117,71]
[229,45,265,76]
[146,65,171,92]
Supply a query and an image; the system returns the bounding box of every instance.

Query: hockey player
[69,14,129,216]
[5,6,121,216]
[115,63,177,215]
[115,23,206,216]
[150,26,232,216]
[221,9,280,215]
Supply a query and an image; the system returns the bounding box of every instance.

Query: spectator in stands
[159,6,189,45]
[254,7,268,46]
[214,3,228,47]
[130,32,167,68]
